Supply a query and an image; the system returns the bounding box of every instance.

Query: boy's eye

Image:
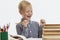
[26,11,29,13]
[26,10,32,13]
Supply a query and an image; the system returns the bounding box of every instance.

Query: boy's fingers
[22,20,29,24]
[22,20,29,27]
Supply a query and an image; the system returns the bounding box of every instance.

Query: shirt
[16,19,42,38]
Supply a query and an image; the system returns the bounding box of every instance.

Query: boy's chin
[26,18,31,20]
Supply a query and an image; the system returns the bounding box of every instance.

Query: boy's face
[20,6,32,20]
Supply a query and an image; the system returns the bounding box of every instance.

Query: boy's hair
[18,0,32,11]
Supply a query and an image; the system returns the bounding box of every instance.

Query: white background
[0,0,60,34]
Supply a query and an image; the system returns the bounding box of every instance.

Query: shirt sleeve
[38,24,42,38]
[16,24,23,35]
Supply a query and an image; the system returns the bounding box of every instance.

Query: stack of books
[43,24,60,40]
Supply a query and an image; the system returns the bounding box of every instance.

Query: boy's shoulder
[31,21,39,25]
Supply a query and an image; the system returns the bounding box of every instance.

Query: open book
[8,34,26,40]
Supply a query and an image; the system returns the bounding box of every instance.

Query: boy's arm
[38,24,42,38]
[16,24,22,35]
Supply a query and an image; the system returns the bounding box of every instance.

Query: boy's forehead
[25,6,32,10]
[23,6,32,10]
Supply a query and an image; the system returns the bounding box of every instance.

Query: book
[8,34,26,40]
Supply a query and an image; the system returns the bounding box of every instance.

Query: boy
[16,0,42,38]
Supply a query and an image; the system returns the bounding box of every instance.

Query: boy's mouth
[27,15,31,18]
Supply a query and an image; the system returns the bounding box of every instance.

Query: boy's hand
[40,19,46,26]
[22,20,29,27]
